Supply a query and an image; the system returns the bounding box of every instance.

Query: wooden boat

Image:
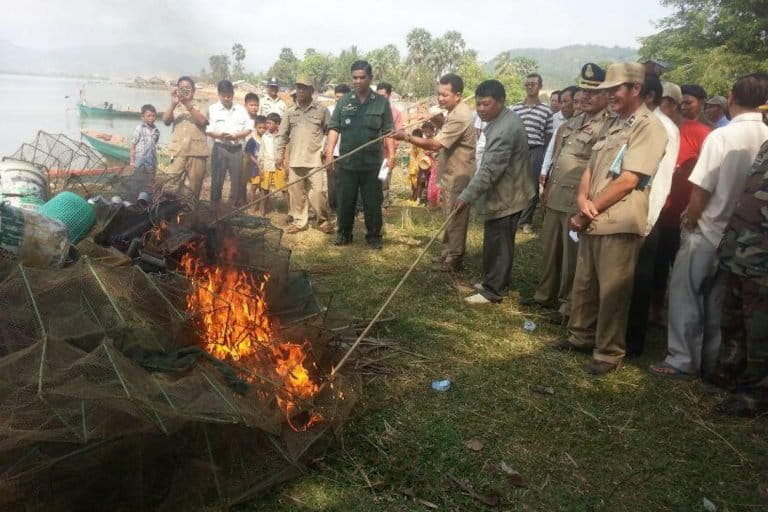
[80,130,130,162]
[78,103,142,119]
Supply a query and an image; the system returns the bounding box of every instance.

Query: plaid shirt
[132,122,160,170]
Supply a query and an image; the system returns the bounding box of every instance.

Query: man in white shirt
[625,76,681,356]
[206,80,252,207]
[539,85,579,186]
[259,77,287,118]
[651,73,768,378]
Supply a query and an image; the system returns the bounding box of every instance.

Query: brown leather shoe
[583,359,618,375]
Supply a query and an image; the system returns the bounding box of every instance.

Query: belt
[214,142,242,150]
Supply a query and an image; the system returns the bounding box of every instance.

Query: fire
[181,248,320,428]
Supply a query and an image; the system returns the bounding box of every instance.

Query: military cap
[705,95,728,108]
[595,62,646,90]
[295,75,313,88]
[661,81,683,104]
[267,77,279,87]
[579,63,606,89]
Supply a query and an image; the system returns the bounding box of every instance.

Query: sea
[0,72,174,159]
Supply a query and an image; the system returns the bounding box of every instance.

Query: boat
[80,130,130,162]
[78,103,142,119]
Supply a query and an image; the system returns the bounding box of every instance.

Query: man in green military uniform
[711,135,768,416]
[551,62,668,375]
[325,60,395,249]
[531,63,609,322]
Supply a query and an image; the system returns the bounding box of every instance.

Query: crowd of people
[133,59,768,418]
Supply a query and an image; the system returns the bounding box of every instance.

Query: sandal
[648,362,695,380]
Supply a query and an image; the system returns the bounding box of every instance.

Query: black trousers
[336,168,382,241]
[519,145,545,226]
[626,226,660,355]
[211,143,244,203]
[478,212,522,302]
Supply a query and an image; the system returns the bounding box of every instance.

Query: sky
[3,0,673,70]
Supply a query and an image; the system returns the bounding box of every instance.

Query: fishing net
[0,211,358,511]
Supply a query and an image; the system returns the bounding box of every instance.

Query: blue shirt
[245,137,261,177]
[714,115,730,129]
[132,122,160,170]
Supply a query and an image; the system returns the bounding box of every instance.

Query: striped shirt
[509,102,553,147]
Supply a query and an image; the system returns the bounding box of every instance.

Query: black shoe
[367,238,383,250]
[334,234,353,246]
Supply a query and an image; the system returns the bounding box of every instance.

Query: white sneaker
[464,293,493,305]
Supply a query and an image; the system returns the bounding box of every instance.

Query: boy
[237,93,261,205]
[129,104,160,200]
[245,115,267,206]
[258,112,287,214]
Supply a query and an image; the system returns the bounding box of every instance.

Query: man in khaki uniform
[394,73,476,271]
[552,62,668,375]
[276,75,333,234]
[532,63,610,321]
[162,76,210,201]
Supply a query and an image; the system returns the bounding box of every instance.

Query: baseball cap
[705,95,728,108]
[661,82,683,104]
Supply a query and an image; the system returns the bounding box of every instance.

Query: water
[0,73,173,158]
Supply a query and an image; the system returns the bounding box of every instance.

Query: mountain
[486,44,639,89]
[0,40,208,79]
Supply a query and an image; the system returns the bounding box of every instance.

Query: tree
[366,44,403,90]
[639,0,768,94]
[300,52,336,90]
[334,45,360,83]
[267,48,299,87]
[208,54,230,82]
[231,43,246,80]
[495,53,538,78]
[457,51,489,96]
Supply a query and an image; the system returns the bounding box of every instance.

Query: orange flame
[181,248,320,428]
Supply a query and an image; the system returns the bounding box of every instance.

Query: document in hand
[378,159,389,183]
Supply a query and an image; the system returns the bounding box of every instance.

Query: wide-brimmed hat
[417,154,432,170]
[295,75,313,88]
[594,62,645,90]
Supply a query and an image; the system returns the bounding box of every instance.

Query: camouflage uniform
[715,140,768,413]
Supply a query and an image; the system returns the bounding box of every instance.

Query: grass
[242,172,768,511]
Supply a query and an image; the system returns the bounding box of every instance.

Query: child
[421,121,442,209]
[407,129,426,202]
[245,115,267,207]
[258,112,287,214]
[129,104,160,201]
[238,93,261,205]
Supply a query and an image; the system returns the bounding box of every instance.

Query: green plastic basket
[37,191,96,243]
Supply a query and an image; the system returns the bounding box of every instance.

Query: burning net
[0,217,358,511]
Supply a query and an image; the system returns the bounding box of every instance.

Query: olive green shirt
[585,104,668,236]
[328,91,394,171]
[457,108,535,220]
[545,108,610,214]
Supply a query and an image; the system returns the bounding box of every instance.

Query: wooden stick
[210,116,422,227]
[329,209,459,378]
[210,95,474,227]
